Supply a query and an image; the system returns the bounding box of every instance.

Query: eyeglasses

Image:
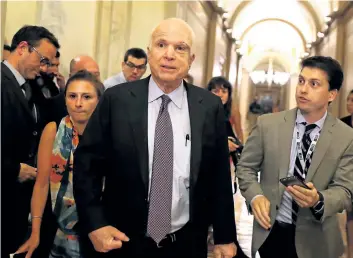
[30,46,51,67]
[125,61,146,70]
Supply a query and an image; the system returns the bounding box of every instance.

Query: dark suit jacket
[1,62,42,254]
[1,62,66,255]
[73,76,236,255]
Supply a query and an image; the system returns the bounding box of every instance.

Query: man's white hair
[148,18,196,55]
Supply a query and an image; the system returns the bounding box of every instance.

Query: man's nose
[164,45,176,59]
[300,83,309,92]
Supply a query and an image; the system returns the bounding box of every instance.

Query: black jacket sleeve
[73,91,112,235]
[211,100,237,244]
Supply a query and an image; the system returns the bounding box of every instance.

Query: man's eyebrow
[299,74,322,82]
[177,42,191,48]
[155,38,190,47]
[309,78,322,82]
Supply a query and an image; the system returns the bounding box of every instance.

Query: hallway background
[1,1,353,257]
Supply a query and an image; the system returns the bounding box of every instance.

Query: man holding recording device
[237,56,353,258]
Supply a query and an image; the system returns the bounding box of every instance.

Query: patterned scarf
[50,115,79,235]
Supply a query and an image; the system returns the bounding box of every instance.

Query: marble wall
[3,1,213,84]
[179,1,211,87]
[41,1,98,77]
[1,1,7,59]
[340,8,353,117]
[318,24,338,58]
[3,1,227,89]
[95,1,180,80]
[317,22,341,117]
[316,9,353,119]
[95,1,133,80]
[212,18,228,79]
[4,1,38,42]
[228,44,238,87]
[5,1,99,78]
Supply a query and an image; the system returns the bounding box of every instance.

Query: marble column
[288,73,298,110]
[95,1,132,80]
[37,1,68,75]
[1,1,7,60]
[238,69,251,139]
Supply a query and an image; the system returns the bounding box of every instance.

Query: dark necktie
[147,95,174,244]
[21,82,32,103]
[21,82,36,121]
[292,123,317,222]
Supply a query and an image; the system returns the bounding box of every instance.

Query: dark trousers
[258,220,298,258]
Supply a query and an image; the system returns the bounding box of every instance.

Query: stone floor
[207,177,349,258]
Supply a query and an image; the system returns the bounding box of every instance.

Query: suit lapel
[127,79,206,192]
[305,113,334,182]
[185,83,205,187]
[127,77,149,195]
[278,109,297,196]
[1,63,34,121]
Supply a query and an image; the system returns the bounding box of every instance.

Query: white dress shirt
[3,60,26,92]
[3,60,38,122]
[276,109,327,223]
[147,77,191,233]
[104,71,127,90]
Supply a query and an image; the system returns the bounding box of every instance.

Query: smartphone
[228,136,241,146]
[280,175,310,189]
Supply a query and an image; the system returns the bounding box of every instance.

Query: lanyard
[295,123,320,175]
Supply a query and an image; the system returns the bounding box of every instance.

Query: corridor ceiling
[218,0,339,72]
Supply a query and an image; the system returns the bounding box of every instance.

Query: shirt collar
[296,109,327,130]
[148,77,184,109]
[3,60,26,86]
[118,71,127,83]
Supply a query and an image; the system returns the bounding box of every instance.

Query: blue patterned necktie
[147,95,174,244]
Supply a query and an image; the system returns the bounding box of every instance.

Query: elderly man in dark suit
[73,18,237,258]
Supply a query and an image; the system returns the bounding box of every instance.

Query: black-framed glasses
[125,61,147,70]
[30,46,51,67]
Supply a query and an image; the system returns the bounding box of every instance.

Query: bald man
[69,55,100,81]
[73,18,237,258]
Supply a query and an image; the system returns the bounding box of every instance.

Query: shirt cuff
[251,194,264,205]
